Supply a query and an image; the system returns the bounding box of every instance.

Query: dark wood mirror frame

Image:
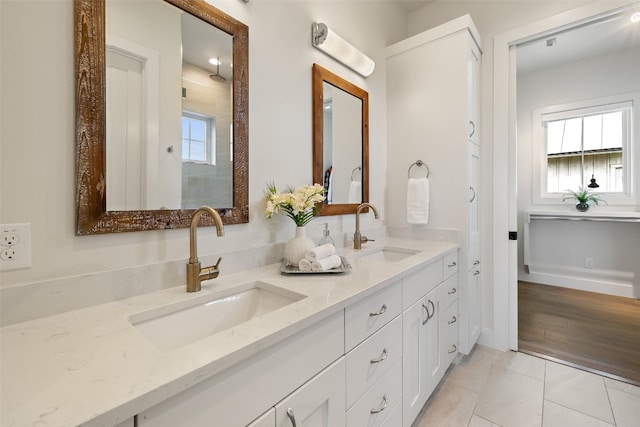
[312,63,369,216]
[75,0,248,235]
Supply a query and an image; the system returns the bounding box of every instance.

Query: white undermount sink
[355,246,421,264]
[130,281,306,351]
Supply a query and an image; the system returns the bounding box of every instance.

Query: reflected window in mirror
[76,0,248,234]
[312,64,369,216]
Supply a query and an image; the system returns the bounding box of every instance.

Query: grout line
[604,378,618,426]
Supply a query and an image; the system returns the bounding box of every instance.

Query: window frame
[181,111,216,165]
[532,92,638,206]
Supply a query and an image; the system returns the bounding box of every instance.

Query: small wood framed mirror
[312,63,369,215]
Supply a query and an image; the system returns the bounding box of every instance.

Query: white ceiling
[394,0,435,12]
[517,9,640,74]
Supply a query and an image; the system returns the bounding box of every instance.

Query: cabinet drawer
[443,274,459,309]
[345,281,401,351]
[346,358,402,427]
[346,315,402,408]
[380,400,402,427]
[137,311,344,427]
[402,259,443,308]
[443,251,459,279]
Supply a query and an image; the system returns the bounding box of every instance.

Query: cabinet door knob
[370,394,388,414]
[369,304,387,317]
[370,348,388,364]
[448,261,457,267]
[286,408,297,427]
[473,260,480,266]
[448,344,458,354]
[448,287,457,295]
[448,316,457,324]
[474,270,480,276]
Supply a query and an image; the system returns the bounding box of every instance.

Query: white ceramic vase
[284,226,315,266]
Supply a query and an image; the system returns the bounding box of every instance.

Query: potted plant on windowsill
[562,186,606,212]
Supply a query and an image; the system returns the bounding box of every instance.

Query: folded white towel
[298,258,312,271]
[311,255,342,271]
[406,177,430,224]
[348,181,361,204]
[305,243,336,262]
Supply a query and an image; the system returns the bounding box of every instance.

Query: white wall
[0,0,407,288]
[517,48,640,296]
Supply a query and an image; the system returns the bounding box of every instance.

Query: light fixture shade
[312,22,375,78]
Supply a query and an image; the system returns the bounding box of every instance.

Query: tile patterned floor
[413,345,640,427]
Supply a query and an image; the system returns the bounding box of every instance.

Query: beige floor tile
[468,414,502,427]
[542,400,613,427]
[544,362,614,424]
[608,387,640,427]
[604,377,640,397]
[414,380,479,427]
[446,345,504,393]
[499,351,546,381]
[475,366,543,427]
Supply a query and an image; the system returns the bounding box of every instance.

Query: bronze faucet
[187,206,224,292]
[354,203,379,249]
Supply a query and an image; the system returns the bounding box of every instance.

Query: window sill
[526,210,640,223]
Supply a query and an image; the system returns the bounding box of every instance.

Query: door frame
[492,0,636,351]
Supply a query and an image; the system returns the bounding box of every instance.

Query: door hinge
[508,231,517,241]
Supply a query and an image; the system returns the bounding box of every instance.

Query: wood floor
[518,281,640,386]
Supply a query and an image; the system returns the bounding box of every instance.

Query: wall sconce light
[311,22,375,78]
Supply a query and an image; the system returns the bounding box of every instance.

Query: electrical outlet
[0,223,32,271]
[585,257,594,269]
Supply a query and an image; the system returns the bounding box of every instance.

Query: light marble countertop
[0,238,457,427]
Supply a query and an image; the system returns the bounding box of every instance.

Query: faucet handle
[213,257,222,268]
[361,236,375,244]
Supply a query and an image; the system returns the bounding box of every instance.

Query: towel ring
[351,166,362,181]
[408,160,430,178]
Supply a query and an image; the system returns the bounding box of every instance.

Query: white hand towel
[311,255,342,271]
[298,258,312,271]
[305,243,336,262]
[348,181,362,204]
[406,177,430,224]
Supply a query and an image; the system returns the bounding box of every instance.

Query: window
[532,93,637,204]
[545,107,627,193]
[182,112,216,164]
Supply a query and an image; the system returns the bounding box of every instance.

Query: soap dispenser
[319,222,335,246]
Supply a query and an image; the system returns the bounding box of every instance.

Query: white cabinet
[136,312,344,427]
[275,358,346,427]
[248,409,275,427]
[387,14,482,356]
[401,259,459,427]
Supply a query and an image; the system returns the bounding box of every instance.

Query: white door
[275,358,346,427]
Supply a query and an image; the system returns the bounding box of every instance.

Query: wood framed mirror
[312,63,369,216]
[75,0,248,235]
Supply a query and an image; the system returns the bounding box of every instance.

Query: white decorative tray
[280,256,352,274]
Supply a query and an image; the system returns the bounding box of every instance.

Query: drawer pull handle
[448,261,457,267]
[422,300,435,325]
[474,260,480,266]
[469,186,476,203]
[469,120,476,138]
[448,288,457,295]
[369,304,387,317]
[448,344,457,354]
[370,394,388,414]
[370,348,388,364]
[448,316,457,324]
[474,270,480,276]
[286,408,297,427]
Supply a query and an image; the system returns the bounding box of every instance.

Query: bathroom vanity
[0,238,460,427]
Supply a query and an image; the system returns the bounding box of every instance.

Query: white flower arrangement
[265,182,325,227]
